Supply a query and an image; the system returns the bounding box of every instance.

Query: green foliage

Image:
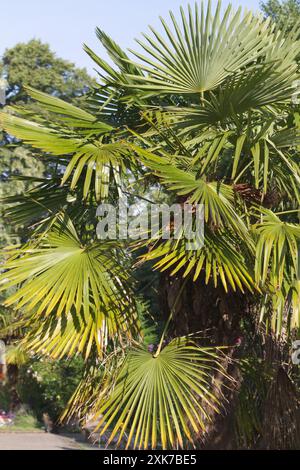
[10,408,40,431]
[92,340,227,449]
[18,357,84,421]
[0,39,95,106]
[0,0,300,450]
[0,216,139,359]
[261,0,300,32]
[0,97,131,200]
[0,146,45,246]
[0,39,95,247]
[120,3,292,95]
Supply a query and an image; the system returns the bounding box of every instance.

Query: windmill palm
[0,0,300,449]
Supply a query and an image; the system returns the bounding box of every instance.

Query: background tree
[0,39,94,106]
[0,39,96,245]
[260,0,300,31]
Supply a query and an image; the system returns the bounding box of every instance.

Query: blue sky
[1,0,261,75]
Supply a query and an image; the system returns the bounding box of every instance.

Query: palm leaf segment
[0,88,131,200]
[92,339,226,449]
[0,217,138,358]
[254,209,300,333]
[2,177,71,227]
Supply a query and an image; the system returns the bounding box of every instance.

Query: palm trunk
[160,273,250,345]
[7,364,21,412]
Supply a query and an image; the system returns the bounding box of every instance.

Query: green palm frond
[91,339,228,449]
[289,279,300,331]
[118,1,298,95]
[142,228,255,293]
[84,28,144,86]
[21,303,129,360]
[0,107,131,200]
[273,279,300,334]
[133,145,250,240]
[137,107,300,197]
[259,275,300,335]
[0,216,139,358]
[24,86,110,130]
[2,177,70,226]
[254,209,300,288]
[232,130,300,193]
[254,209,300,334]
[162,67,300,130]
[1,0,299,450]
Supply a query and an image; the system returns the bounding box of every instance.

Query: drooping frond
[91,339,229,449]
[141,228,255,293]
[254,209,300,288]
[133,145,251,240]
[0,216,139,358]
[254,208,300,334]
[0,103,131,200]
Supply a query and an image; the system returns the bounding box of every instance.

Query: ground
[0,432,96,450]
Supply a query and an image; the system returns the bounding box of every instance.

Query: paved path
[0,432,94,450]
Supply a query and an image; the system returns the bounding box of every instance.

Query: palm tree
[0,0,300,449]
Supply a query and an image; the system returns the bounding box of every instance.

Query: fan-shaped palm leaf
[0,216,138,358]
[165,67,300,132]
[254,209,300,334]
[119,1,292,95]
[92,339,228,449]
